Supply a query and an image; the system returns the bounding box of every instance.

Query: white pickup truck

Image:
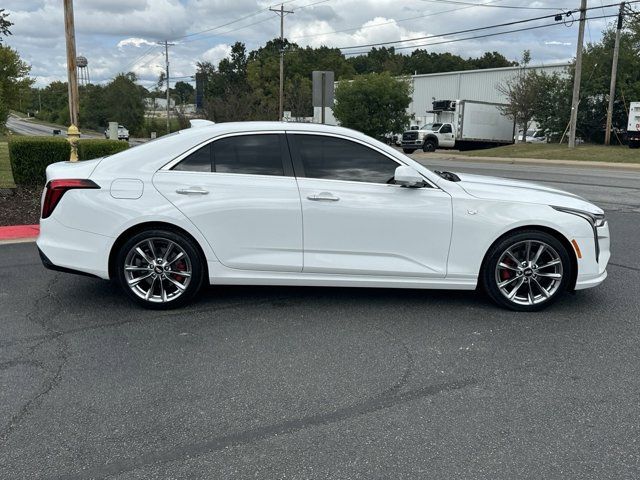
[401,99,515,153]
[104,124,130,141]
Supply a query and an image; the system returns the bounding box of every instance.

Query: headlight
[552,205,605,261]
[552,206,605,227]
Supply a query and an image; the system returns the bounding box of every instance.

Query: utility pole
[159,40,174,134]
[568,0,587,149]
[63,0,80,161]
[605,2,625,145]
[270,4,294,121]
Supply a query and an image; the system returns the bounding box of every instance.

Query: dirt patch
[0,186,42,226]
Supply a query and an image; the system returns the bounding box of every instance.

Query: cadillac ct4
[37,121,610,311]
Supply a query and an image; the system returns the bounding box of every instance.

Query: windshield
[430,123,443,131]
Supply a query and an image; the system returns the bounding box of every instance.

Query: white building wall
[319,63,570,127]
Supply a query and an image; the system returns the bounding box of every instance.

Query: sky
[2,0,619,89]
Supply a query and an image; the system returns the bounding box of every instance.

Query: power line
[337,1,637,51]
[419,0,568,11]
[179,0,329,45]
[291,0,504,41]
[342,13,619,56]
[171,0,299,41]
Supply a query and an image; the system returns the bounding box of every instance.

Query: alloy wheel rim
[495,240,563,306]
[124,238,192,303]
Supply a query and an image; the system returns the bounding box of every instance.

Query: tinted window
[294,135,398,184]
[173,144,212,172]
[213,134,284,176]
[440,124,452,133]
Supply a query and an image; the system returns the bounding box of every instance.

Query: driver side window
[440,124,452,134]
[292,134,399,184]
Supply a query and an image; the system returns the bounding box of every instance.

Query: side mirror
[394,165,425,188]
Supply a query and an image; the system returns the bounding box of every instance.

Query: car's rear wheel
[481,230,572,311]
[116,229,205,309]
[402,148,416,154]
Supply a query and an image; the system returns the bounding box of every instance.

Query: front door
[288,133,452,277]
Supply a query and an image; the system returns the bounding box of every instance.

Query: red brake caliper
[501,259,513,281]
[173,260,186,283]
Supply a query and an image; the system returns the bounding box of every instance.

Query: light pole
[63,0,80,160]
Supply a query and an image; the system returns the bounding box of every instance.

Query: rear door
[153,132,303,272]
[288,133,452,277]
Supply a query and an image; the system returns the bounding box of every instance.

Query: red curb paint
[0,224,40,240]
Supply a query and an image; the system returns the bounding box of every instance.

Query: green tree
[173,81,195,104]
[530,71,572,140]
[333,72,412,138]
[497,50,539,141]
[103,73,144,134]
[0,9,12,40]
[0,44,33,128]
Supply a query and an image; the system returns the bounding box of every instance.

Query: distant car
[517,129,547,143]
[38,121,609,311]
[104,124,129,141]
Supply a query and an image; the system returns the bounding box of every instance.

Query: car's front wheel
[116,229,205,309]
[422,139,437,152]
[481,230,572,311]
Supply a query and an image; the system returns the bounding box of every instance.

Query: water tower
[77,56,90,85]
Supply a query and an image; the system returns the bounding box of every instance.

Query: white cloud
[201,44,232,65]
[117,37,156,50]
[2,0,619,88]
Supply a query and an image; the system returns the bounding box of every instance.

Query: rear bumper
[38,248,100,278]
[36,217,112,279]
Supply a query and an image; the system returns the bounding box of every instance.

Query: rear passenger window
[213,134,284,176]
[173,144,211,172]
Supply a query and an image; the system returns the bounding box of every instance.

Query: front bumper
[574,222,610,290]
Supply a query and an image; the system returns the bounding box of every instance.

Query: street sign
[312,71,334,108]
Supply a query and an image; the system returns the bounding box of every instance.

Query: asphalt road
[1,159,640,479]
[5,115,102,139]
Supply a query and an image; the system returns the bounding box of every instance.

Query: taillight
[42,179,100,219]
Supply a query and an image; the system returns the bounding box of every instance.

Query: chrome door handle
[307,192,339,202]
[176,187,209,195]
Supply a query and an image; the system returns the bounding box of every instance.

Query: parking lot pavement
[1,160,640,479]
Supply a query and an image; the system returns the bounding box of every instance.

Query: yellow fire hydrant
[67,124,80,162]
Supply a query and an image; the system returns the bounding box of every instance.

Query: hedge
[77,139,129,161]
[8,137,130,186]
[8,136,71,185]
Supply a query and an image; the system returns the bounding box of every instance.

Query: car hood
[452,172,603,214]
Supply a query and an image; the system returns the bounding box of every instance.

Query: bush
[8,136,70,185]
[77,139,129,160]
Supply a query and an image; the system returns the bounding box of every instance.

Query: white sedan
[37,121,610,311]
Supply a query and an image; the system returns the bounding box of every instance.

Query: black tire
[480,230,573,312]
[116,229,205,309]
[422,139,437,152]
[402,148,416,154]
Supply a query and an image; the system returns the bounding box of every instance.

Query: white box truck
[627,101,640,149]
[401,99,515,153]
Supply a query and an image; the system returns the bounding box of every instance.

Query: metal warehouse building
[408,63,570,126]
[318,62,570,126]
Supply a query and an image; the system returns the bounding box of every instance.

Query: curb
[0,224,39,244]
[416,152,640,171]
